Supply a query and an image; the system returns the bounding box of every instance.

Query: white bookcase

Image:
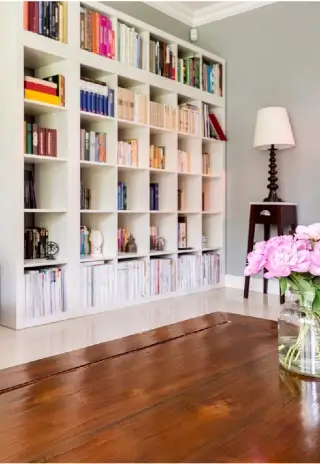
[0,1,225,329]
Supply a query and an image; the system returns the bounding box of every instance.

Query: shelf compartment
[178,213,202,251]
[150,171,177,212]
[178,175,201,213]
[202,177,224,213]
[150,212,177,253]
[178,133,202,175]
[118,213,149,256]
[81,164,116,211]
[81,211,117,259]
[202,213,224,251]
[202,138,224,178]
[150,131,177,172]
[118,169,149,212]
[118,125,149,169]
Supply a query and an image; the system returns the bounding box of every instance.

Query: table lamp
[254,107,295,202]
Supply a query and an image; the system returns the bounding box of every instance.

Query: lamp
[254,107,295,202]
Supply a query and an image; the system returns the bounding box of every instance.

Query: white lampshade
[253,107,295,150]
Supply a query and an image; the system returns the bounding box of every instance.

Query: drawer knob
[260,210,271,216]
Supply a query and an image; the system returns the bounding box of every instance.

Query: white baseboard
[225,274,280,295]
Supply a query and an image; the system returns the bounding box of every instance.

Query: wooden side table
[243,202,298,304]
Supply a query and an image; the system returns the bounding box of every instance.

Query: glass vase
[278,290,320,377]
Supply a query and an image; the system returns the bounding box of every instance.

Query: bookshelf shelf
[1,1,225,329]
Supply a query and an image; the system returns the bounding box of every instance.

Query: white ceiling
[144,1,275,27]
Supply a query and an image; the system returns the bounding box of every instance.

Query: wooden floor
[0,312,318,462]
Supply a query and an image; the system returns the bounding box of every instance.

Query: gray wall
[104,1,189,40]
[197,1,320,276]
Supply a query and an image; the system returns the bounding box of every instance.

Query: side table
[243,202,298,304]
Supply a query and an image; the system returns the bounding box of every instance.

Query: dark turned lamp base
[264,144,283,203]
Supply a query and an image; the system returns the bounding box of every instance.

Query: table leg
[244,214,255,299]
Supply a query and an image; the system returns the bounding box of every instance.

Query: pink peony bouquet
[244,223,320,309]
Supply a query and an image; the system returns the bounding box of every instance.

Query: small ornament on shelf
[155,237,165,251]
[125,234,138,253]
[46,242,59,260]
[90,230,103,258]
[202,235,208,247]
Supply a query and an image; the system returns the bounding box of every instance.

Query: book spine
[24,81,57,96]
[32,124,38,155]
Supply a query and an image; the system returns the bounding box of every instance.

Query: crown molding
[143,1,193,26]
[143,1,276,27]
[193,1,275,26]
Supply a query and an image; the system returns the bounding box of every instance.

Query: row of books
[150,225,159,251]
[203,103,226,141]
[178,103,200,136]
[24,74,65,107]
[150,102,176,130]
[177,56,201,90]
[202,153,212,175]
[117,182,128,211]
[80,129,107,162]
[149,40,176,80]
[150,183,159,211]
[80,225,90,256]
[178,217,187,249]
[203,62,223,96]
[80,78,115,117]
[178,150,190,173]
[24,121,57,157]
[80,6,115,59]
[24,267,66,319]
[80,182,91,210]
[117,140,138,167]
[24,227,48,260]
[118,22,144,69]
[118,87,147,124]
[23,1,67,43]
[79,253,221,308]
[150,145,166,170]
[24,169,36,209]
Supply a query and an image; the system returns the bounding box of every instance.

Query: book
[24,89,61,106]
[149,145,166,170]
[117,182,128,211]
[24,227,48,259]
[43,74,65,106]
[80,6,115,59]
[177,55,200,89]
[202,153,211,175]
[117,87,147,124]
[202,61,223,96]
[80,79,114,117]
[178,103,200,136]
[80,181,91,210]
[178,216,187,249]
[149,101,176,130]
[24,80,57,96]
[24,168,37,209]
[23,1,67,43]
[150,183,159,211]
[208,113,226,141]
[178,150,190,173]
[24,120,57,156]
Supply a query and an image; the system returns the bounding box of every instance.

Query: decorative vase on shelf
[278,289,320,377]
[90,229,103,257]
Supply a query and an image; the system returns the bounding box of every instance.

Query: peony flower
[295,238,312,251]
[264,239,310,279]
[244,249,266,276]
[309,242,320,276]
[295,223,320,241]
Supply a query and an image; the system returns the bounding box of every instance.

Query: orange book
[23,1,28,30]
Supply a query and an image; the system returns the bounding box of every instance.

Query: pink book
[106,17,110,59]
[99,15,104,56]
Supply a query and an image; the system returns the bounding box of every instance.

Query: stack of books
[80,262,115,309]
[117,261,147,303]
[149,39,176,80]
[24,168,36,209]
[117,182,128,211]
[118,22,144,69]
[203,104,226,141]
[149,145,166,170]
[23,1,67,43]
[178,103,200,136]
[80,6,115,59]
[177,56,200,89]
[24,75,65,107]
[150,102,176,130]
[80,225,90,256]
[201,252,221,286]
[24,120,57,157]
[80,77,114,116]
[118,228,130,252]
[24,267,66,319]
[150,183,159,211]
[178,150,190,173]
[202,153,211,175]
[80,129,107,162]
[80,182,91,210]
[24,227,48,259]
[202,62,223,96]
[149,258,176,296]
[118,87,147,124]
[117,140,139,167]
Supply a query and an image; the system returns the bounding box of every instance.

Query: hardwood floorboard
[1,313,305,463]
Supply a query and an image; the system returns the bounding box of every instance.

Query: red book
[24,81,57,96]
[208,113,227,141]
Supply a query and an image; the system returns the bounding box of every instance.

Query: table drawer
[251,205,278,224]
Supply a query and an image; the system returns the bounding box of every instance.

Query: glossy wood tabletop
[0,311,319,462]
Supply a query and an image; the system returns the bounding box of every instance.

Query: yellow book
[24,89,61,106]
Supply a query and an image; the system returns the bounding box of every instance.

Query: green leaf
[292,275,313,293]
[313,289,320,311]
[280,277,287,296]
